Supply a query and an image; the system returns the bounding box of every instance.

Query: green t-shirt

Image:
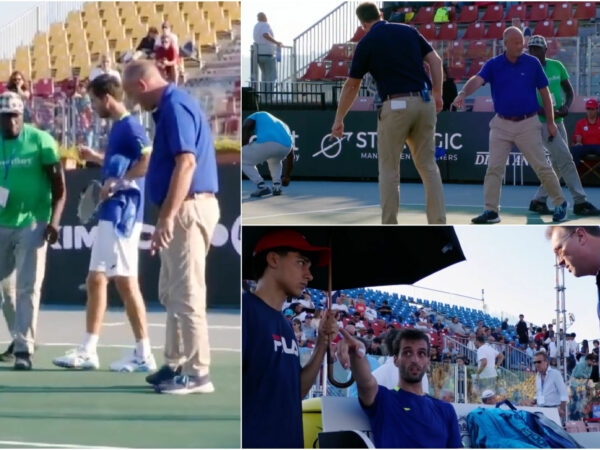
[537,58,569,123]
[0,124,59,227]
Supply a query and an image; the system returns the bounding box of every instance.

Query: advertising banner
[42,164,240,308]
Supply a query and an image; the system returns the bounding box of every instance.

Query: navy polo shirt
[349,21,433,100]
[147,84,218,206]
[478,52,548,117]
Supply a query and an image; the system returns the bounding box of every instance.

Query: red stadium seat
[324,60,349,80]
[412,6,436,24]
[544,37,559,58]
[0,82,6,94]
[298,62,326,81]
[437,22,458,41]
[418,23,436,41]
[457,4,479,23]
[349,26,366,43]
[532,19,555,37]
[528,3,549,21]
[480,4,504,22]
[465,59,485,78]
[550,2,573,21]
[485,22,506,40]
[462,22,485,40]
[445,40,465,61]
[505,4,526,21]
[464,40,491,60]
[33,78,54,98]
[573,2,597,20]
[324,44,352,62]
[555,18,578,37]
[446,59,466,81]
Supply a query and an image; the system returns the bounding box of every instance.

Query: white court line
[103,322,240,330]
[0,441,129,449]
[246,203,380,219]
[32,342,240,352]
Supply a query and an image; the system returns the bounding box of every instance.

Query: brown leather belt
[497,112,537,122]
[386,91,422,100]
[185,192,215,201]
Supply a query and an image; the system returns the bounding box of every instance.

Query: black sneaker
[573,201,600,216]
[272,183,282,196]
[528,199,552,215]
[145,364,182,386]
[0,341,14,362]
[250,186,272,198]
[13,352,32,371]
[471,210,501,224]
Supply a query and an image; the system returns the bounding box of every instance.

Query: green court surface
[0,309,240,448]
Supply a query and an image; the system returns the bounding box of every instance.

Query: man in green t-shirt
[527,35,600,217]
[0,91,66,370]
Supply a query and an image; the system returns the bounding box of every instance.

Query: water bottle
[276,46,282,63]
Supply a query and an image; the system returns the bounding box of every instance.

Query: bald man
[453,27,566,224]
[122,61,220,395]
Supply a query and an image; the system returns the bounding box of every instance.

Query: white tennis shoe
[109,349,157,372]
[52,347,100,370]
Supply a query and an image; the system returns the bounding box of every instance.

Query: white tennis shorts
[89,220,143,277]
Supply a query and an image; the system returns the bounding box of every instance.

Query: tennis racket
[77,180,103,225]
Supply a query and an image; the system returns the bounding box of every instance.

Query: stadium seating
[437,22,458,41]
[505,4,527,21]
[324,60,349,80]
[456,4,478,23]
[465,58,485,78]
[555,18,579,37]
[480,4,504,22]
[298,62,326,81]
[549,2,573,21]
[412,6,436,25]
[445,40,465,61]
[528,3,550,21]
[573,2,597,20]
[33,78,54,97]
[349,26,366,43]
[464,40,491,60]
[418,23,436,41]
[462,22,485,40]
[484,21,505,40]
[532,19,555,37]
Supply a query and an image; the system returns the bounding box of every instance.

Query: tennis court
[242,179,600,225]
[0,308,240,449]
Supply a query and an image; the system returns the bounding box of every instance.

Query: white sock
[136,338,151,359]
[82,333,99,354]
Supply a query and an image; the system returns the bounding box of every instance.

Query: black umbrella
[243,226,466,388]
[242,226,466,290]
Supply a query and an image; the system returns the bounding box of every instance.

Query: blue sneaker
[471,210,500,224]
[552,201,568,222]
[155,374,215,395]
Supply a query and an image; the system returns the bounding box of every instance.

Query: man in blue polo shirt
[453,26,567,224]
[330,2,446,225]
[52,74,156,373]
[242,111,293,197]
[122,61,220,395]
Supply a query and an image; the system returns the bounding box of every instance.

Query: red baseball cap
[586,98,599,109]
[253,229,330,266]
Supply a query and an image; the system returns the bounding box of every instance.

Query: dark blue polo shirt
[349,21,433,100]
[147,84,218,206]
[478,52,548,117]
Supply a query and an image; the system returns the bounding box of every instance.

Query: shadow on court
[242,179,600,225]
[0,308,240,448]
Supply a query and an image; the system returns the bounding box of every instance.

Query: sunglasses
[533,360,544,364]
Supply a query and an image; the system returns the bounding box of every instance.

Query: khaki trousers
[485,115,565,212]
[159,196,220,377]
[377,97,446,224]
